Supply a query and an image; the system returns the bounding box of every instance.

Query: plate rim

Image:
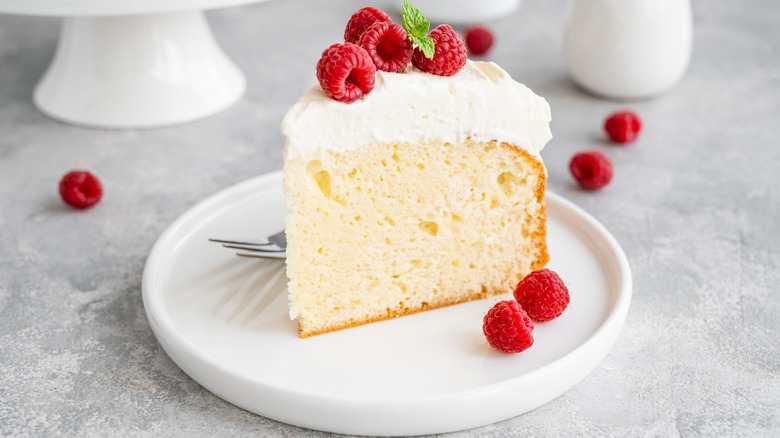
[142,170,632,433]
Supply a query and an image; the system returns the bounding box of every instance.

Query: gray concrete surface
[1,0,778,436]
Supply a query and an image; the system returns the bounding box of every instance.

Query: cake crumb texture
[284,139,547,337]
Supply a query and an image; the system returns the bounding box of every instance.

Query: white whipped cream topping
[281,61,552,159]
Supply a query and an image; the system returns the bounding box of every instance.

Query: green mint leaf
[416,36,435,59]
[402,0,435,59]
[402,0,426,38]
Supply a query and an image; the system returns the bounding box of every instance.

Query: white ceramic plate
[142,171,632,436]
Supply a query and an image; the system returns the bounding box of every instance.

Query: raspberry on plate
[411,24,467,76]
[569,150,613,190]
[604,110,642,143]
[464,25,494,56]
[359,21,412,73]
[483,300,535,353]
[513,269,570,322]
[316,43,377,104]
[344,6,391,44]
[59,170,103,209]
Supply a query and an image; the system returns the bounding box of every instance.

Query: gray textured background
[1,0,778,436]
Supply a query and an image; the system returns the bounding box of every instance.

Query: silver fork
[209,230,286,259]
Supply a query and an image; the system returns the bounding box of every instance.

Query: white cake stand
[0,0,265,129]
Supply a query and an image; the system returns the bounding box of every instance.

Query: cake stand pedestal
[0,0,262,129]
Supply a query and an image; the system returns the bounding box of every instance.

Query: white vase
[413,0,521,24]
[563,0,693,100]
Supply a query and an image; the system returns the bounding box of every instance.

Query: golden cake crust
[300,284,504,337]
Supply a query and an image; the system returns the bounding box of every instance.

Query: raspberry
[412,24,467,76]
[316,43,377,104]
[344,6,391,44]
[569,150,613,190]
[513,269,570,322]
[59,170,102,209]
[359,21,412,73]
[483,300,535,353]
[604,110,642,143]
[464,25,494,56]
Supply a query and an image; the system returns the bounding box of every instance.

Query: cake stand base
[33,11,246,129]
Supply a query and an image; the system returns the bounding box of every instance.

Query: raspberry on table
[411,24,467,76]
[569,150,613,190]
[464,25,494,56]
[59,170,103,209]
[483,300,535,353]
[604,110,642,143]
[359,21,412,73]
[344,6,392,44]
[513,269,570,322]
[316,43,377,104]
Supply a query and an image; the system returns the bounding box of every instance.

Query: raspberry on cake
[282,60,552,337]
[359,22,413,73]
[344,6,391,44]
[411,24,467,76]
[316,43,376,104]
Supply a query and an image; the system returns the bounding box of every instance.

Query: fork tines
[208,238,274,246]
[210,232,287,259]
[221,244,285,253]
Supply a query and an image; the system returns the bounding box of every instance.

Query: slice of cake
[281,5,552,338]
